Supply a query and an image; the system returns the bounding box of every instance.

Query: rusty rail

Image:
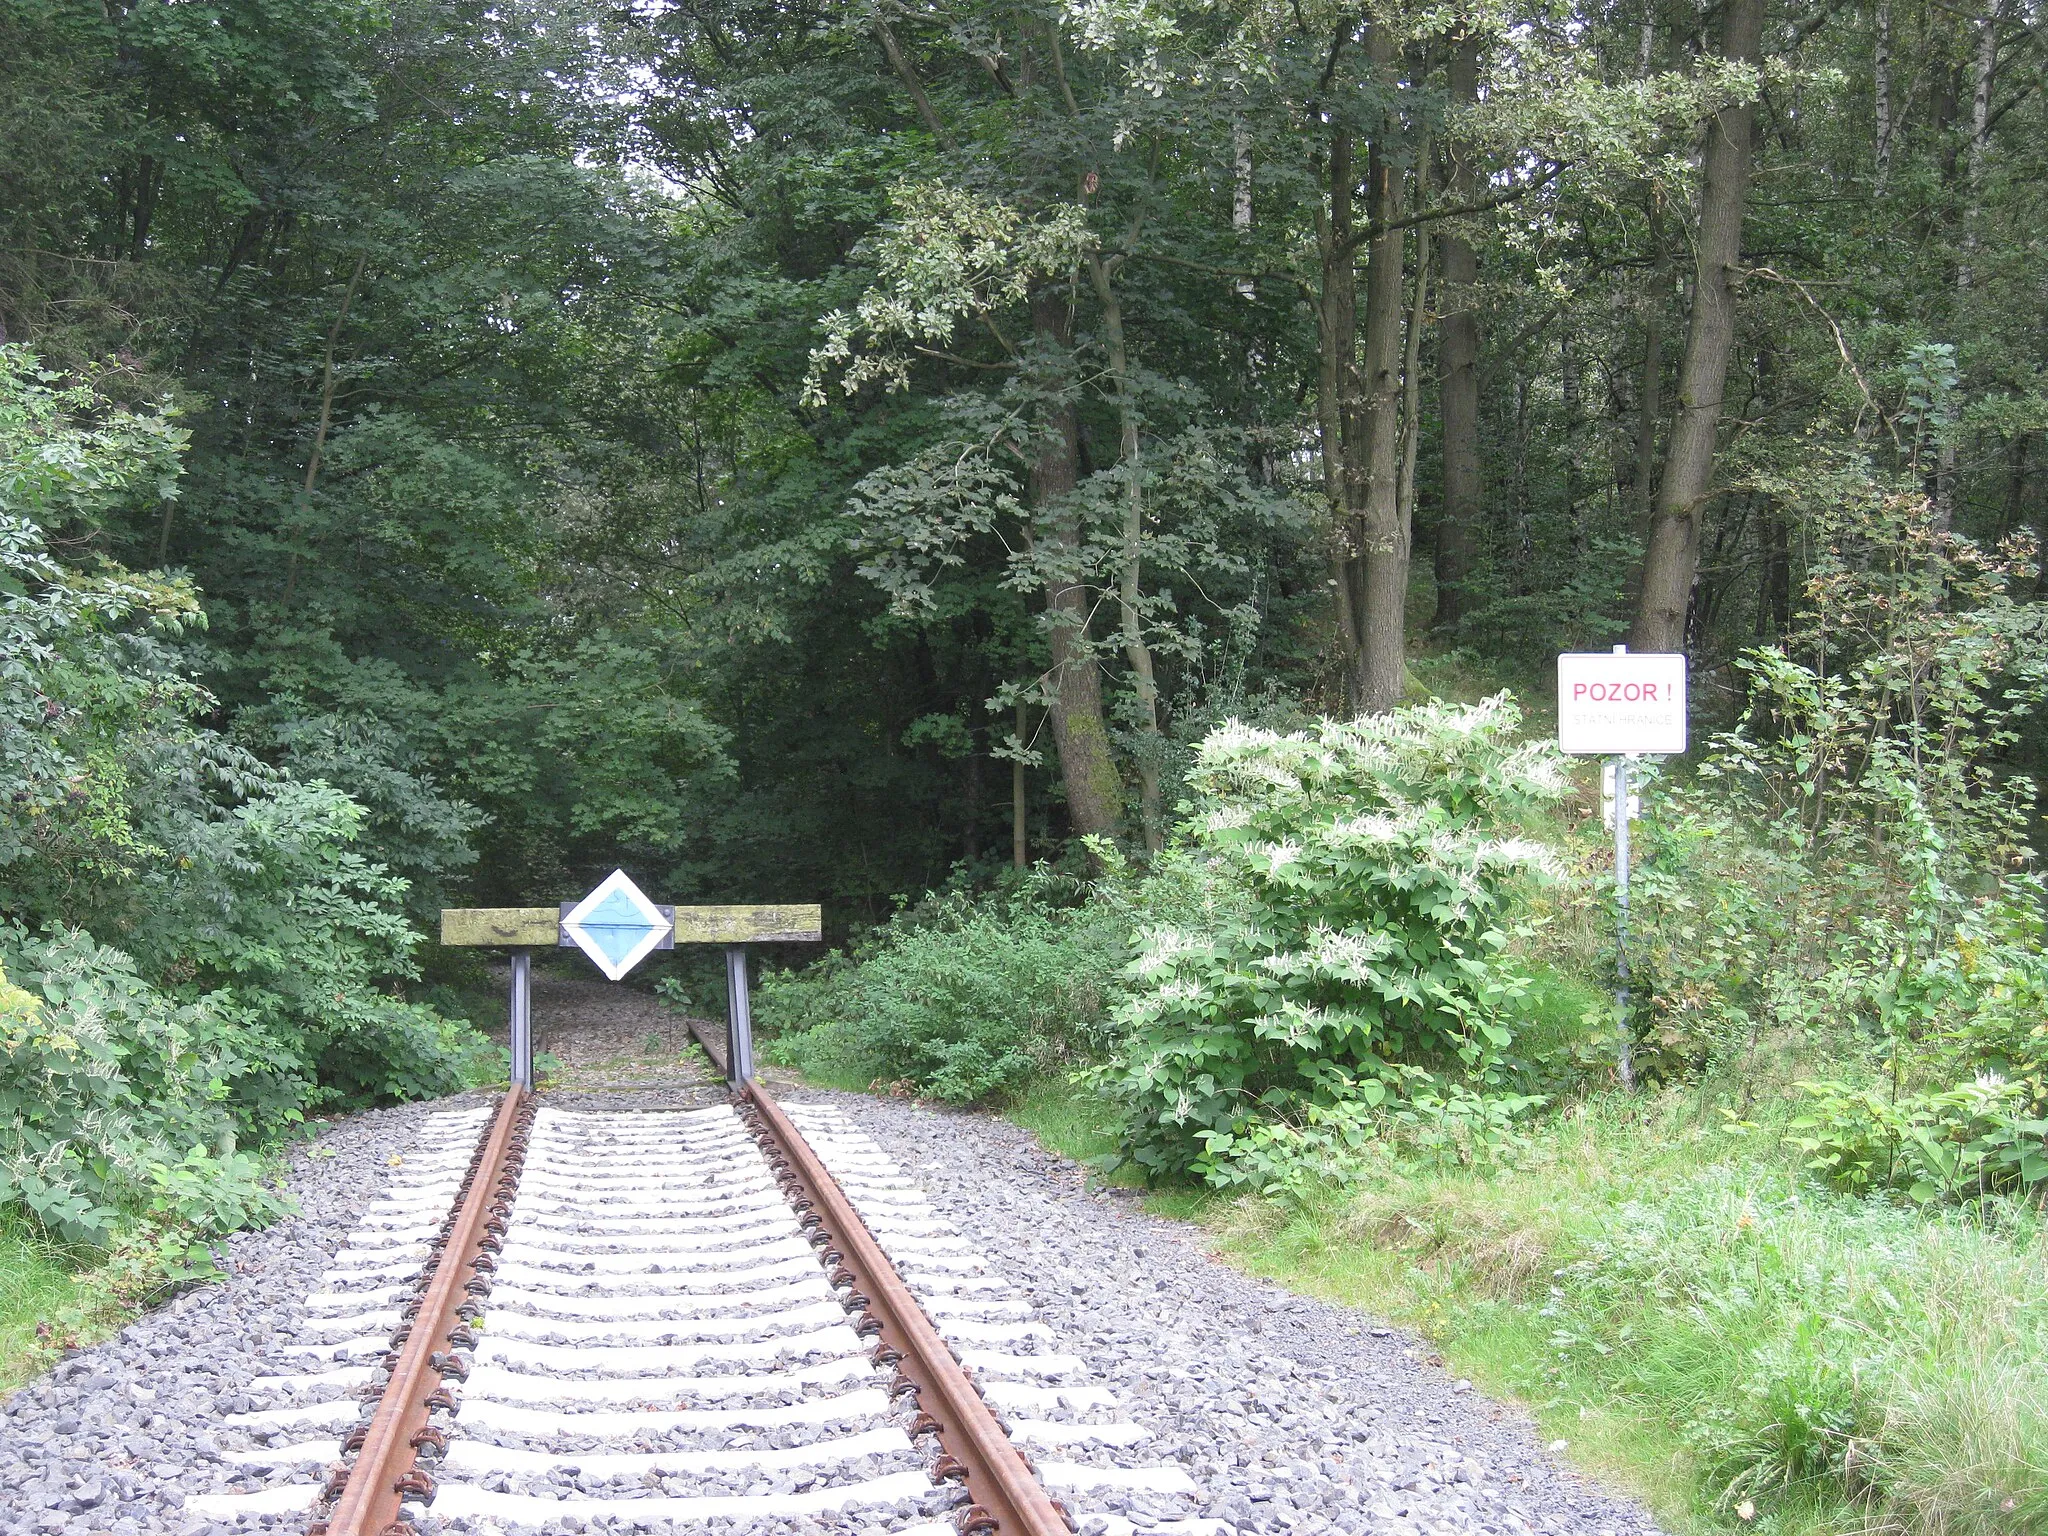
[310,1018,1070,1536]
[314,1086,531,1536]
[684,1007,731,1078]
[738,1082,1075,1536]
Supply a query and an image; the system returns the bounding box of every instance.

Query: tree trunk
[963,739,983,861]
[1233,118,1254,230]
[1432,36,1481,633]
[1085,250,1164,855]
[1029,287,1124,843]
[1874,0,1895,182]
[1759,500,1791,639]
[1561,329,1583,553]
[1957,4,1999,295]
[1315,124,1366,708]
[1630,0,1762,652]
[285,250,368,602]
[1633,299,1663,529]
[1354,37,1410,713]
[873,18,954,147]
[1395,225,1430,555]
[1619,210,1668,637]
[1013,702,1029,870]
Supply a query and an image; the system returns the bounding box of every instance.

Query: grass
[997,1078,2048,1536]
[1003,1075,1218,1220]
[0,1221,104,1395]
[1005,1076,1120,1165]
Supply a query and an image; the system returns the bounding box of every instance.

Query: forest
[3,0,2047,1526]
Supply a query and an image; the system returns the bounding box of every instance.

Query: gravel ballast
[0,1091,497,1536]
[0,981,1663,1536]
[778,1087,1663,1536]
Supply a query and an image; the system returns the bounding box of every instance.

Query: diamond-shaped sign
[561,870,672,981]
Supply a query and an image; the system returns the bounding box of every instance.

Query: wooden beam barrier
[440,904,823,947]
[441,907,559,947]
[668,905,823,945]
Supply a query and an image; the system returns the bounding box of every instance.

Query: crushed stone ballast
[113,987,1661,1536]
[184,1088,1080,1535]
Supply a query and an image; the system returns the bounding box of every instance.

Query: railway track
[182,1037,1213,1536]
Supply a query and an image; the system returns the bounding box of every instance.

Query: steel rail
[739,1081,1075,1536]
[314,1085,530,1536]
[687,1006,732,1078]
[307,1017,1068,1536]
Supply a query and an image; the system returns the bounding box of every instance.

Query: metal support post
[509,948,533,1090]
[725,945,755,1084]
[1613,756,1635,1092]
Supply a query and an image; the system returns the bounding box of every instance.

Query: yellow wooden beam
[671,905,823,944]
[439,904,822,947]
[441,907,559,947]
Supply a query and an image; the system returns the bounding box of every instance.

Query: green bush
[1095,694,1568,1189]
[0,938,291,1258]
[1786,1075,2048,1205]
[757,877,1130,1103]
[0,345,489,1264]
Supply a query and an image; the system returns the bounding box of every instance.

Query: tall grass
[0,1221,100,1393]
[1189,1093,2048,1534]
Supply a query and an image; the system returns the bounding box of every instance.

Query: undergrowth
[755,873,1130,1102]
[0,357,494,1279]
[1000,1082,2048,1536]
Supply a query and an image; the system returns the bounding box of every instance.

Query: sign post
[725,947,756,1083]
[1556,645,1687,1091]
[1611,755,1633,1091]
[441,878,821,1089]
[508,949,533,1089]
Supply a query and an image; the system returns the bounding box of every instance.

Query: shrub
[0,344,489,1262]
[1095,694,1568,1188]
[1786,1076,2048,1205]
[0,936,292,1256]
[757,876,1130,1103]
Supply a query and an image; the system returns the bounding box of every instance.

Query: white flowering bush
[1095,695,1568,1188]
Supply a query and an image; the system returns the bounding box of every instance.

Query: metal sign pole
[1556,640,1684,1095]
[509,948,533,1089]
[1613,756,1635,1092]
[725,945,755,1085]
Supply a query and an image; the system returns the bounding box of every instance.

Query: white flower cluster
[1132,926,1205,977]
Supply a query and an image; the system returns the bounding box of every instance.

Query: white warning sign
[1557,651,1687,756]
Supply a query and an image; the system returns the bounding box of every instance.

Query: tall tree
[1632,0,1764,652]
[1028,286,1126,842]
[1432,34,1482,633]
[1318,19,1414,714]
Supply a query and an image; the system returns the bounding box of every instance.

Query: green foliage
[0,349,487,1259]
[805,182,1092,401]
[1541,1162,2048,1529]
[2,0,2046,1431]
[758,875,1129,1103]
[1706,479,2044,871]
[1786,1076,2048,1206]
[1225,1100,2048,1536]
[1616,484,2048,1102]
[1096,695,1568,1189]
[0,938,290,1249]
[239,705,482,919]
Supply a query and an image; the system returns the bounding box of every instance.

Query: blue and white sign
[561,870,672,981]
